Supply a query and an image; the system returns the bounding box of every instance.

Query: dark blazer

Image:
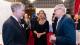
[55,15,76,45]
[2,16,27,45]
[77,19,80,30]
[21,19,30,42]
[52,17,58,34]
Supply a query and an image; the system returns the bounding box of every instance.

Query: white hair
[11,2,25,12]
[54,4,66,14]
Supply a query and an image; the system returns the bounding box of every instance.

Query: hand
[37,33,42,38]
[36,33,39,38]
[37,32,46,38]
[49,34,56,43]
[39,33,43,36]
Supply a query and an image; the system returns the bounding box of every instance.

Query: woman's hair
[38,10,46,18]
[23,14,29,19]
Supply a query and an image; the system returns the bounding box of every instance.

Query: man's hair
[54,4,66,14]
[11,2,25,12]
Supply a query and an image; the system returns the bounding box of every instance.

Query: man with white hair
[2,2,27,45]
[50,4,76,45]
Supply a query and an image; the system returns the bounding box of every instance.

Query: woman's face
[38,11,46,19]
[24,14,29,19]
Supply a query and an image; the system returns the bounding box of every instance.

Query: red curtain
[27,31,34,45]
[27,31,53,45]
[74,0,80,15]
[74,0,80,30]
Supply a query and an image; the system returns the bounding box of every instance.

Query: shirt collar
[58,15,63,22]
[12,15,18,22]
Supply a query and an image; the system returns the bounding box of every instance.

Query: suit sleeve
[56,18,76,45]
[2,23,22,45]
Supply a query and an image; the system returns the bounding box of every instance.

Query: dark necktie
[18,21,25,35]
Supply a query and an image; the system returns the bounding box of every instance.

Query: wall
[0,0,12,44]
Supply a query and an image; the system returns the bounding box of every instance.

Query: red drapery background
[74,0,80,30]
[27,30,53,45]
[74,0,80,15]
[26,31,53,45]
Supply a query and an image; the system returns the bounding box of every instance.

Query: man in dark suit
[2,2,27,45]
[50,4,76,45]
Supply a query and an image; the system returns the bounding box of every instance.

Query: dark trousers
[34,37,47,45]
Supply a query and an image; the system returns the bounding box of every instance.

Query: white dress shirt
[56,16,63,29]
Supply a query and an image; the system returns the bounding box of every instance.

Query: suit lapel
[10,16,24,34]
[56,15,66,32]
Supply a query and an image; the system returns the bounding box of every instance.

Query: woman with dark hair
[33,10,49,45]
[21,14,31,43]
[52,13,58,34]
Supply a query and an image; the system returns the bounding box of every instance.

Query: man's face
[15,6,25,19]
[54,9,65,18]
